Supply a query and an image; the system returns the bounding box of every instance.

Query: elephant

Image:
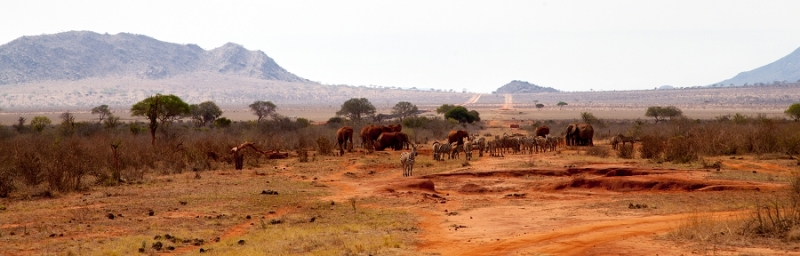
[360,124,396,151]
[336,126,354,156]
[374,132,410,151]
[448,130,470,146]
[535,125,550,137]
[565,123,594,146]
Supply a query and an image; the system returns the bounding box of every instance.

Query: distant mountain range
[0,31,306,85]
[715,46,800,86]
[495,80,559,94]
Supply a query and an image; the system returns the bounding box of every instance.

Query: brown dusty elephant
[565,123,594,146]
[448,130,470,145]
[373,132,410,151]
[360,125,395,151]
[535,125,550,137]
[336,126,354,156]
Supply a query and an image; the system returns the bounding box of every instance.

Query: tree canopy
[249,100,277,122]
[131,94,190,145]
[30,116,51,133]
[557,101,568,110]
[91,105,111,122]
[436,104,456,114]
[190,101,223,126]
[645,106,683,123]
[336,98,376,121]
[785,103,800,121]
[445,106,480,123]
[392,101,418,121]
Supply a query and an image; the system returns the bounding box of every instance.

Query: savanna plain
[2,98,800,256]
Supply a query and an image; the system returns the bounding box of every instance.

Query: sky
[2,0,800,93]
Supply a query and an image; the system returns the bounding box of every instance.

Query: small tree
[436,104,456,114]
[249,100,277,122]
[104,114,121,129]
[336,98,376,122]
[30,116,51,132]
[785,103,800,121]
[645,106,683,123]
[535,103,544,110]
[189,101,223,126]
[392,101,418,121]
[557,101,568,110]
[13,117,26,133]
[59,111,76,135]
[91,105,112,122]
[131,94,190,146]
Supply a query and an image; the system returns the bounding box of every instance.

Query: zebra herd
[486,133,561,157]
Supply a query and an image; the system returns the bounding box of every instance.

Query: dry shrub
[297,150,309,163]
[316,137,333,155]
[585,146,609,158]
[741,174,800,240]
[0,168,13,197]
[638,135,665,160]
[616,144,634,159]
[665,135,698,163]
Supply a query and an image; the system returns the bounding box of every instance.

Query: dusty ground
[2,121,800,255]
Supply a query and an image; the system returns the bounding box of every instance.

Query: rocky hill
[715,46,800,86]
[0,31,306,84]
[495,80,559,94]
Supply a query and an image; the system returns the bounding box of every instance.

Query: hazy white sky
[2,0,800,93]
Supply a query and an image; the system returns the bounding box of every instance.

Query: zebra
[476,137,486,157]
[545,134,559,152]
[611,134,636,150]
[464,140,473,161]
[400,144,418,177]
[451,143,464,159]
[432,141,452,161]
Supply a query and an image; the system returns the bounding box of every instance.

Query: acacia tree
[785,103,800,121]
[336,98,375,122]
[249,100,277,122]
[189,101,223,126]
[131,94,190,146]
[557,101,568,110]
[392,101,418,121]
[91,105,112,122]
[645,106,683,123]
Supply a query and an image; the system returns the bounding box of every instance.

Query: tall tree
[91,105,111,122]
[190,101,223,126]
[131,94,190,146]
[785,103,800,121]
[249,100,277,122]
[392,101,418,121]
[336,98,376,122]
[557,101,568,110]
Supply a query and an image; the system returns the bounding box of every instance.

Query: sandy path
[419,210,743,255]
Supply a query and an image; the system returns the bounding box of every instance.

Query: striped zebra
[434,142,453,161]
[400,144,418,177]
[611,134,636,150]
[451,143,464,159]
[464,140,473,161]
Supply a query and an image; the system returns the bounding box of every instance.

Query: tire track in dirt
[459,94,481,107]
[464,210,744,255]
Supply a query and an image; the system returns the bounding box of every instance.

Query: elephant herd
[336,124,410,155]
